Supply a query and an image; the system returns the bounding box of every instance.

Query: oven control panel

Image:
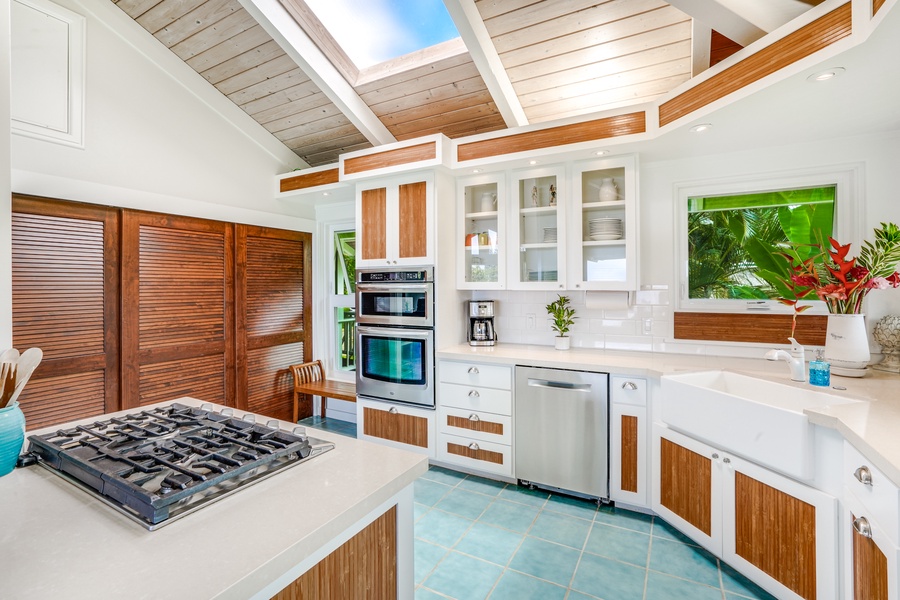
[358,267,433,283]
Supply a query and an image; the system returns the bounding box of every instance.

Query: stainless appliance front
[356,325,435,408]
[514,366,609,499]
[356,267,433,327]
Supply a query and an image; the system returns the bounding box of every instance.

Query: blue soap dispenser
[809,349,831,387]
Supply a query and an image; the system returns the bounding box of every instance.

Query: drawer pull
[468,366,480,374]
[712,453,719,460]
[853,516,873,539]
[468,442,480,451]
[854,466,873,486]
[468,390,480,398]
[388,407,399,414]
[468,414,480,422]
[723,457,731,464]
[621,381,638,390]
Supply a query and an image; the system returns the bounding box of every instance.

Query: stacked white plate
[589,218,623,240]
[543,227,558,243]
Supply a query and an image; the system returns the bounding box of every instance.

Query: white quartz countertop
[438,343,900,485]
[0,398,427,600]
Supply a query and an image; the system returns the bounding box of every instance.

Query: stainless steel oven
[356,267,436,408]
[356,267,433,327]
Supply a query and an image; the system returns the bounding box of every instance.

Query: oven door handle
[357,325,433,340]
[358,284,431,292]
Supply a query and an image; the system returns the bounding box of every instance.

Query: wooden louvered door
[235,224,311,421]
[121,212,235,409]
[10,196,120,428]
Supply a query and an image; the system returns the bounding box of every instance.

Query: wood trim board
[280,167,340,192]
[674,312,827,345]
[343,141,437,175]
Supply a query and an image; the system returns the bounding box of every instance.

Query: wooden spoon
[0,349,19,363]
[6,348,42,408]
[0,362,15,409]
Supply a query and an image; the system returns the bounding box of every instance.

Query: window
[676,166,860,312]
[332,230,356,372]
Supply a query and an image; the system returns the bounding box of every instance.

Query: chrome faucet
[765,337,807,382]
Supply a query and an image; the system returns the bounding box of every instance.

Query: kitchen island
[0,398,427,600]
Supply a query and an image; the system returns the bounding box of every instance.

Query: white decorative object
[824,313,871,372]
[873,314,900,373]
[531,185,538,207]
[598,178,618,202]
[479,192,496,212]
[554,336,570,350]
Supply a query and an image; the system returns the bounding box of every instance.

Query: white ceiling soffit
[238,0,396,145]
[443,0,528,128]
[666,0,768,45]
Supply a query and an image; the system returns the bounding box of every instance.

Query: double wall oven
[356,267,435,408]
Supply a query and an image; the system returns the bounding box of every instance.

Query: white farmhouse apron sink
[661,370,859,480]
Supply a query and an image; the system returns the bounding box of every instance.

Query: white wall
[470,130,900,357]
[1,0,12,347]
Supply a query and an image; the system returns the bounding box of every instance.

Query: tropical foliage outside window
[687,186,835,302]
[333,231,356,371]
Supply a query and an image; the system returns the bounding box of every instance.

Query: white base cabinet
[609,376,648,507]
[653,424,838,600]
[357,397,435,458]
[435,361,513,477]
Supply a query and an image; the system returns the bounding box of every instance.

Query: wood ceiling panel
[110,0,368,166]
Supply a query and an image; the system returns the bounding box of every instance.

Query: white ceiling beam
[666,0,767,46]
[691,19,712,76]
[443,0,528,128]
[716,0,823,34]
[240,0,395,146]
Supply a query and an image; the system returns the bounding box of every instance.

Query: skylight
[304,0,460,69]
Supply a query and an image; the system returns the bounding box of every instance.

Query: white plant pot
[554,336,570,350]
[824,313,871,370]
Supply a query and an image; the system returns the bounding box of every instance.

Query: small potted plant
[546,294,576,350]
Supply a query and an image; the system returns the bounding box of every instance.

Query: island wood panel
[398,182,428,259]
[660,438,712,536]
[343,142,437,175]
[734,472,817,600]
[447,442,504,465]
[11,195,120,427]
[674,312,827,345]
[271,506,397,600]
[120,211,235,410]
[359,187,387,261]
[659,3,852,127]
[456,112,646,162]
[446,415,504,436]
[235,224,311,421]
[280,167,340,193]
[852,512,889,600]
[620,415,639,493]
[113,0,367,166]
[364,407,429,448]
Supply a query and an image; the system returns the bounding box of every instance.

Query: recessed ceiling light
[323,192,330,196]
[472,168,482,173]
[689,123,713,133]
[594,150,609,156]
[807,67,845,82]
[529,160,539,165]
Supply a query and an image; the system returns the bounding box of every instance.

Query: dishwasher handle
[526,378,592,392]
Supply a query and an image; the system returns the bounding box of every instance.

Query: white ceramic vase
[598,178,618,202]
[554,336,570,350]
[824,313,871,370]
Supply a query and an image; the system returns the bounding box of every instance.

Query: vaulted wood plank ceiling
[110,0,826,167]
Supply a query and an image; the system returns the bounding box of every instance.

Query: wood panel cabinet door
[11,195,120,428]
[120,212,234,409]
[235,225,311,421]
[610,404,646,507]
[356,174,433,267]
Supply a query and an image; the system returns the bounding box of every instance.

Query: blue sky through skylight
[304,0,460,69]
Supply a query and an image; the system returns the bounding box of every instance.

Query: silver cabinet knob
[621,381,638,390]
[388,407,399,414]
[712,453,719,460]
[854,466,873,486]
[468,414,480,422]
[723,457,731,464]
[853,516,873,538]
[468,442,480,451]
[468,366,480,374]
[468,389,480,398]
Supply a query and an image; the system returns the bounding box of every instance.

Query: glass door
[457,173,505,289]
[509,166,566,290]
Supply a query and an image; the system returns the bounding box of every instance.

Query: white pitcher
[480,192,497,212]
[599,178,618,202]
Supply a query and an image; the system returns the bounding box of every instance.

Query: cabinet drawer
[844,441,900,545]
[357,398,434,457]
[439,361,512,390]
[611,376,647,406]
[437,432,512,477]
[438,406,511,445]
[438,382,512,415]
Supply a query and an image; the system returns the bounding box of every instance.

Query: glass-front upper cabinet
[509,166,566,290]
[457,173,505,289]
[569,155,638,290]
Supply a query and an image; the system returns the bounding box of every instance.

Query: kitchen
[3,0,900,599]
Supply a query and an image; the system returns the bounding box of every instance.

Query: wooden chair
[289,360,357,423]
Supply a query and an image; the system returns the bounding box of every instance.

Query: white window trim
[674,163,864,314]
[317,217,355,382]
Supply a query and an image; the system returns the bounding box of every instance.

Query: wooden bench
[290,360,356,422]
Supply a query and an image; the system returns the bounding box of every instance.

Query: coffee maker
[467,300,497,346]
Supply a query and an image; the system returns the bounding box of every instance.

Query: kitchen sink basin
[660,370,860,480]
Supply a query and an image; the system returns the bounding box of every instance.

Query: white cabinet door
[568,155,638,290]
[610,403,647,507]
[356,173,434,267]
[457,173,506,289]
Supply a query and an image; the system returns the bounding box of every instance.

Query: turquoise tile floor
[301,417,778,600]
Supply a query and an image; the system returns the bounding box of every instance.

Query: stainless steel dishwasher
[515,366,609,499]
